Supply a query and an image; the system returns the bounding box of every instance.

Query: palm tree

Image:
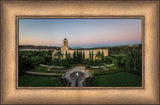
[95,51,102,60]
[54,51,63,59]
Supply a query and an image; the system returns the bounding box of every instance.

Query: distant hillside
[69,44,141,50]
[19,45,61,50]
[69,47,108,50]
[19,44,141,51]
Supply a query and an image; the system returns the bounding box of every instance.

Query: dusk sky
[19,19,141,48]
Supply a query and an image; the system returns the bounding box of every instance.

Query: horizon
[19,42,141,49]
[19,18,142,48]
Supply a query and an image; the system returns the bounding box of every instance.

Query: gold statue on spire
[64,36,67,40]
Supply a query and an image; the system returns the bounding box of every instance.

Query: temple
[52,37,109,60]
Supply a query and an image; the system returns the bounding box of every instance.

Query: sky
[19,18,142,48]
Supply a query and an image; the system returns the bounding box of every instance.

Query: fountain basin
[70,71,85,79]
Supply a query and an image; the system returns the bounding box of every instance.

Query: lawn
[19,75,61,87]
[90,72,142,87]
[34,69,65,74]
[33,66,65,74]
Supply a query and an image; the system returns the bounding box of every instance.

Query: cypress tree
[89,51,91,60]
[92,51,94,60]
[65,51,68,60]
[102,50,104,61]
[68,53,71,63]
[73,51,76,62]
[83,51,85,60]
[76,50,79,62]
[68,53,70,59]
[80,50,83,62]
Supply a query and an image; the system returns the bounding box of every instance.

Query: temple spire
[64,36,67,40]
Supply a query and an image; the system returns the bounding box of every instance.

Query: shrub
[85,76,95,86]
[59,78,68,86]
[62,59,69,67]
[90,69,122,76]
[91,60,103,66]
[34,66,48,72]
[109,66,119,70]
[115,55,125,65]
[112,59,118,66]
[104,56,113,64]
[51,58,62,66]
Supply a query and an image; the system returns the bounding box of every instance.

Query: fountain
[76,72,79,77]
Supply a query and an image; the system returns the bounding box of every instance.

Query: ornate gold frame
[1,0,159,104]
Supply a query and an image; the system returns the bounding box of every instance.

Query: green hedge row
[90,69,123,76]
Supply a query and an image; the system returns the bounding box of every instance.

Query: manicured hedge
[85,76,95,86]
[90,69,123,76]
[58,78,68,86]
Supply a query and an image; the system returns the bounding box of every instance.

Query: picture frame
[16,16,145,89]
[0,0,159,104]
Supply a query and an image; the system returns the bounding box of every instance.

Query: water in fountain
[76,72,79,76]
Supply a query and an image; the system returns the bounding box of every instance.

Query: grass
[90,69,123,76]
[34,69,65,74]
[35,66,49,70]
[90,72,142,87]
[33,66,65,74]
[19,75,61,87]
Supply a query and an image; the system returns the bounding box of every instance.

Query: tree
[54,51,63,59]
[76,50,79,62]
[89,51,91,60]
[115,55,125,66]
[19,54,34,75]
[65,51,68,59]
[79,50,83,62]
[129,47,141,71]
[92,51,94,60]
[62,59,69,67]
[44,56,52,65]
[77,50,82,62]
[83,51,85,60]
[108,48,111,56]
[125,54,131,71]
[47,49,52,56]
[120,56,126,67]
[68,53,71,59]
[76,50,79,57]
[95,51,102,60]
[101,50,104,61]
[104,56,113,64]
[68,53,72,63]
[51,58,62,66]
[73,51,76,62]
[31,56,45,65]
[112,59,118,66]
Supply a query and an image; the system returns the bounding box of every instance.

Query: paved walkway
[64,66,90,87]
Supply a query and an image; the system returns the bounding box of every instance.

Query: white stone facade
[52,38,109,59]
